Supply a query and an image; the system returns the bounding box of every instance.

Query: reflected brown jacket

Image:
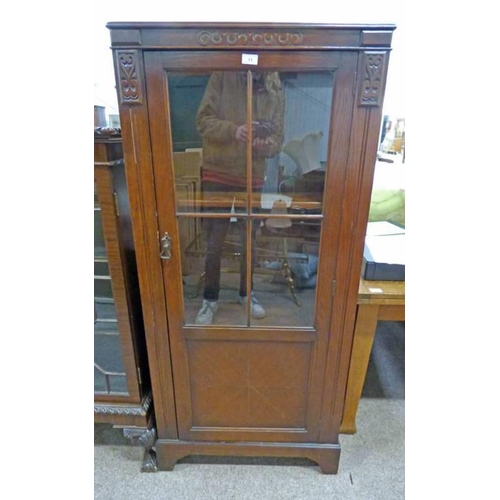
[196,72,284,186]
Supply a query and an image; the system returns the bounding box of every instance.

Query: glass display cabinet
[94,127,156,471]
[106,22,395,473]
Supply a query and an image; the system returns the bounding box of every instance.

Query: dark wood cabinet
[94,128,156,470]
[106,22,395,473]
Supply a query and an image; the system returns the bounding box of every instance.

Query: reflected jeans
[202,181,258,301]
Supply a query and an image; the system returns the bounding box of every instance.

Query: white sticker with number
[242,53,258,65]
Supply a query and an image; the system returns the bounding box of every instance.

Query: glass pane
[167,70,329,330]
[94,301,117,324]
[253,71,334,215]
[168,71,248,215]
[109,374,128,393]
[94,181,128,395]
[94,260,110,277]
[250,218,322,327]
[94,317,127,394]
[94,367,107,393]
[94,276,113,300]
[181,216,249,326]
[94,206,106,257]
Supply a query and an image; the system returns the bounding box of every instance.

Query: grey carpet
[95,321,404,499]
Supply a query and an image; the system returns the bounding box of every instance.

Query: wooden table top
[358,278,405,306]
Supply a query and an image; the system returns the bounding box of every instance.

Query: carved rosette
[116,50,143,104]
[197,30,303,47]
[359,51,387,106]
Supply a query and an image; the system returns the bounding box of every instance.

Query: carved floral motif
[197,30,303,46]
[359,52,386,106]
[117,50,142,104]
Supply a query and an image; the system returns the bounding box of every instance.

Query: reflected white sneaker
[195,300,218,325]
[238,293,266,319]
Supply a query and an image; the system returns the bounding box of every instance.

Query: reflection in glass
[250,218,321,328]
[168,70,330,328]
[256,71,334,214]
[181,217,250,326]
[168,71,248,214]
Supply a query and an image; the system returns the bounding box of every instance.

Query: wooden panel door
[144,50,357,443]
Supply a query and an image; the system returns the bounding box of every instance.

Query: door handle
[159,232,172,260]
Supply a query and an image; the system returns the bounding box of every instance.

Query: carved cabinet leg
[316,449,340,474]
[123,427,158,472]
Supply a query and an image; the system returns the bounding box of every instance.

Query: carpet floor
[95,320,404,499]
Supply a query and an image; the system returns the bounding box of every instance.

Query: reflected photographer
[195,71,284,325]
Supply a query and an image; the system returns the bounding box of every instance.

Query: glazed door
[145,50,357,442]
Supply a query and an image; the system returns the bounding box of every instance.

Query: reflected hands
[235,122,273,157]
[235,122,259,142]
